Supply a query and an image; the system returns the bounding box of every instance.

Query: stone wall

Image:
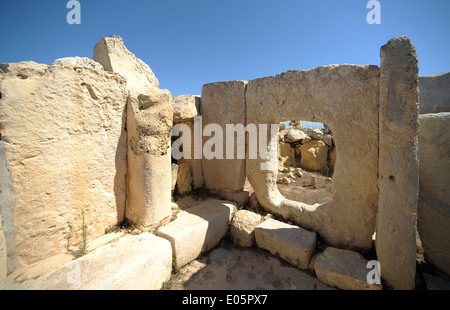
[0,61,128,272]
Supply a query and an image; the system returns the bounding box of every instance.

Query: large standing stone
[126,89,173,229]
[255,219,316,269]
[246,64,379,250]
[176,162,192,195]
[279,142,296,167]
[314,247,382,290]
[157,199,236,268]
[376,36,419,290]
[0,215,6,290]
[201,81,247,192]
[419,71,450,114]
[94,35,159,92]
[417,112,450,276]
[0,61,128,273]
[298,140,329,171]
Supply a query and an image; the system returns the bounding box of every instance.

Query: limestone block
[172,95,200,122]
[419,71,450,114]
[93,35,159,92]
[376,35,419,290]
[299,140,329,171]
[314,247,382,290]
[0,61,128,272]
[176,121,204,189]
[255,219,316,269]
[27,233,172,290]
[230,210,262,247]
[176,162,192,195]
[201,80,247,192]
[126,89,173,229]
[171,163,178,191]
[328,147,337,169]
[285,128,308,143]
[51,57,104,71]
[279,142,296,167]
[246,63,379,250]
[417,112,450,276]
[157,199,237,268]
[0,215,6,290]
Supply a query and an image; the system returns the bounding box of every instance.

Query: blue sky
[1,0,449,100]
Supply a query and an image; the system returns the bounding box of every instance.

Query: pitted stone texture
[201,80,247,192]
[126,89,173,228]
[25,233,172,290]
[419,71,450,114]
[298,140,329,171]
[255,219,316,269]
[376,35,419,290]
[0,61,128,272]
[230,210,262,247]
[0,215,6,290]
[314,247,382,290]
[94,35,159,92]
[51,57,104,71]
[246,64,379,250]
[417,113,450,276]
[172,95,200,122]
[176,162,192,195]
[157,199,236,268]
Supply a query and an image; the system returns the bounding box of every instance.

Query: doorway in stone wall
[275,120,335,206]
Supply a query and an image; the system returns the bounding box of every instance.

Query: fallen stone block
[314,247,382,290]
[230,210,262,247]
[25,233,172,290]
[157,199,236,268]
[255,219,316,269]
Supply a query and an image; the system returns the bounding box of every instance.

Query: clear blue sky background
[1,0,449,100]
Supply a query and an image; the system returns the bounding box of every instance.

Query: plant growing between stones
[77,209,89,257]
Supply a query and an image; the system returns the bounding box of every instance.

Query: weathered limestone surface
[279,142,296,166]
[0,61,128,273]
[0,215,6,289]
[314,247,382,290]
[176,120,205,189]
[376,36,419,290]
[230,210,262,247]
[246,64,380,250]
[25,233,172,290]
[419,71,450,114]
[126,89,173,228]
[417,113,450,276]
[51,57,104,71]
[94,35,159,92]
[172,95,200,122]
[201,81,247,192]
[298,140,329,171]
[255,219,316,269]
[171,163,178,191]
[157,199,236,268]
[176,162,192,195]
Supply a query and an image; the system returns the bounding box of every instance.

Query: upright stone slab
[417,113,450,276]
[126,89,173,229]
[201,81,247,192]
[94,35,159,92]
[0,215,6,290]
[418,71,450,114]
[376,36,419,290]
[0,62,128,273]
